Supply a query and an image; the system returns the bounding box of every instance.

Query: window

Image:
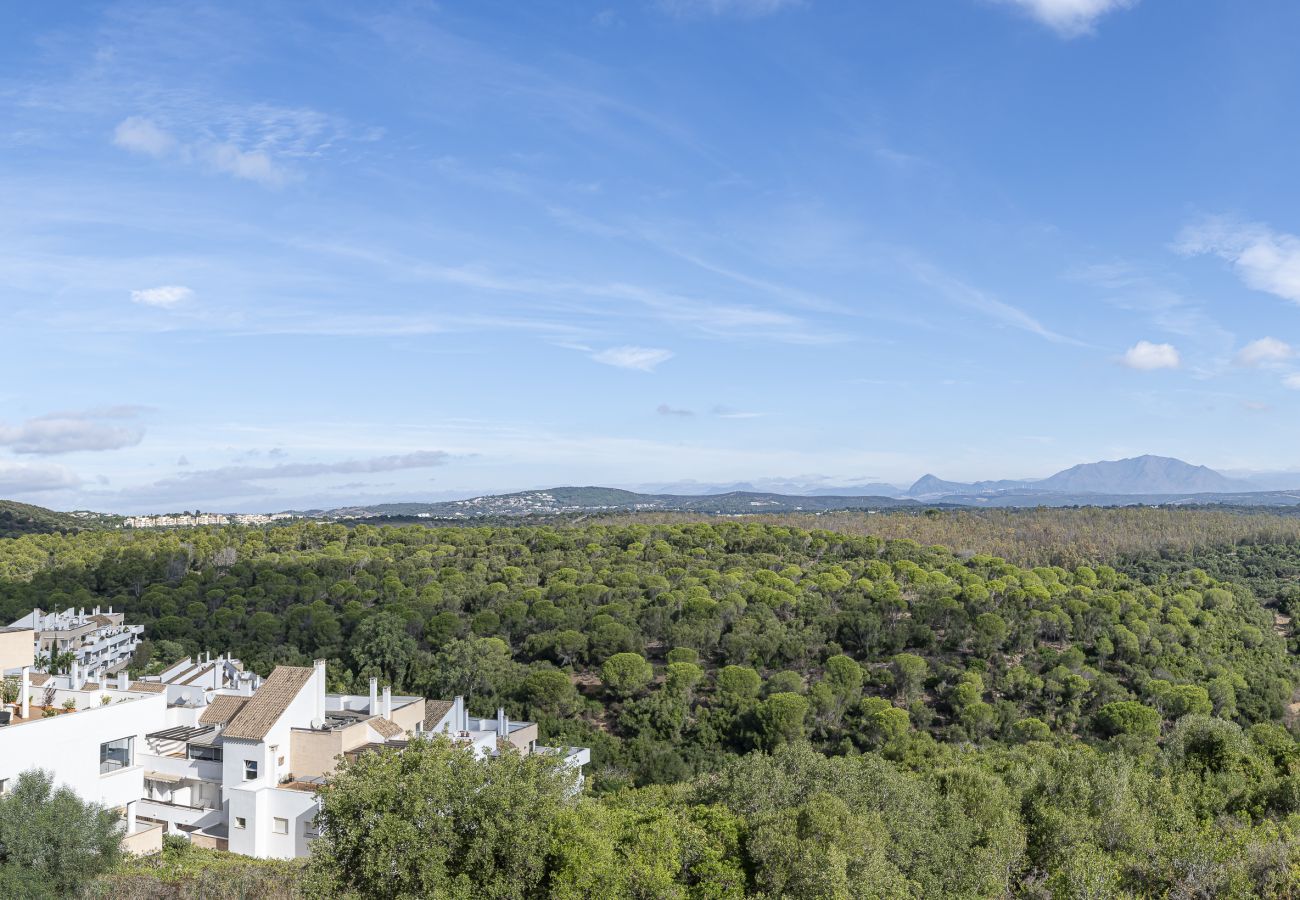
[187,745,222,762]
[0,778,8,796]
[244,759,258,781]
[234,817,246,830]
[99,736,134,774]
[272,817,288,835]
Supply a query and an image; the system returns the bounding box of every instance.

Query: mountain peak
[1035,455,1250,495]
[905,455,1255,499]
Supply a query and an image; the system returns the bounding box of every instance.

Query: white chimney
[20,667,30,718]
[314,659,327,723]
[369,677,378,715]
[497,706,506,736]
[382,686,392,720]
[71,660,80,689]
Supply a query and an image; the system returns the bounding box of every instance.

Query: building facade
[2,634,589,861]
[9,606,143,676]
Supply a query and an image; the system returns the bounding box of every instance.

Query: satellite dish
[311,718,325,730]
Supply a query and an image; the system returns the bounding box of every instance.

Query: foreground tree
[308,736,576,899]
[0,770,123,898]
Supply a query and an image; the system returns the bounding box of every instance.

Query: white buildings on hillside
[10,606,143,675]
[122,513,294,528]
[1,628,590,860]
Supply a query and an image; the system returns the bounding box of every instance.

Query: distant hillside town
[123,512,295,528]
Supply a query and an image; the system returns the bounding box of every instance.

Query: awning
[144,771,183,784]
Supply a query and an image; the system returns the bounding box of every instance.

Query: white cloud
[111,104,326,187]
[1235,337,1293,368]
[591,346,674,371]
[996,0,1136,37]
[130,285,194,308]
[1284,374,1300,391]
[0,409,145,455]
[1177,216,1300,305]
[659,0,802,17]
[208,143,289,186]
[712,405,764,419]
[907,261,1084,345]
[93,451,451,508]
[112,116,176,157]
[1121,340,1180,370]
[0,462,81,494]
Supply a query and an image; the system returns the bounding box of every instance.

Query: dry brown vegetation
[606,506,1300,567]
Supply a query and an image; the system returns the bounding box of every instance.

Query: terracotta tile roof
[370,717,404,739]
[129,681,166,693]
[89,615,113,626]
[222,666,314,742]
[28,673,50,686]
[199,694,250,726]
[423,699,455,731]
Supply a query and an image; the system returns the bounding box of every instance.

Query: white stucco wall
[0,692,167,809]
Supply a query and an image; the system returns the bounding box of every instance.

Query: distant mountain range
[904,455,1260,500]
[304,456,1300,519]
[9,456,1300,529]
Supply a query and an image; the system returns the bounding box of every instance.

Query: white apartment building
[2,632,590,861]
[10,606,143,675]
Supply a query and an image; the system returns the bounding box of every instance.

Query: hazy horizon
[7,1,1300,514]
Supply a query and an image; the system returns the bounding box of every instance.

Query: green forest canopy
[5,517,1300,895]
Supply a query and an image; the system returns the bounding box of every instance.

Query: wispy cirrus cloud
[907,260,1084,346]
[1235,337,1293,368]
[1177,216,1300,305]
[994,0,1137,38]
[712,406,764,419]
[657,0,804,18]
[592,346,674,371]
[131,285,193,308]
[657,403,694,416]
[1071,260,1234,377]
[110,104,351,186]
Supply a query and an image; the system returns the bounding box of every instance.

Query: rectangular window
[99,736,134,774]
[244,760,258,781]
[234,817,246,829]
[0,778,8,796]
[186,745,223,763]
[273,817,288,835]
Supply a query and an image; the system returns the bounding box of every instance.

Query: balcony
[137,797,224,831]
[138,752,222,784]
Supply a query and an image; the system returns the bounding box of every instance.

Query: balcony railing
[138,752,222,784]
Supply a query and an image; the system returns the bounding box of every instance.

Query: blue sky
[7,0,1300,512]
